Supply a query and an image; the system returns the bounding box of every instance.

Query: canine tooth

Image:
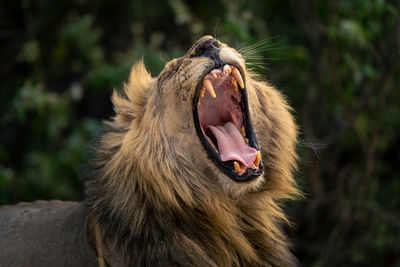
[234,161,241,174]
[203,79,216,98]
[245,138,249,144]
[232,67,244,89]
[213,73,218,78]
[255,151,261,167]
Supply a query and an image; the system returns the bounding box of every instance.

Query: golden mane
[85,36,300,266]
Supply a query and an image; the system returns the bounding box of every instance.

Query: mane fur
[86,49,300,266]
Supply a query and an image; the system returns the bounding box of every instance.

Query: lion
[0,36,299,266]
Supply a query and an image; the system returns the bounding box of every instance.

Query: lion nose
[191,36,222,67]
[195,38,220,56]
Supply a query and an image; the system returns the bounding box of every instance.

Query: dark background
[1,0,399,266]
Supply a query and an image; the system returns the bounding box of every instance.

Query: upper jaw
[218,46,244,73]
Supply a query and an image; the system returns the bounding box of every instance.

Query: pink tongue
[208,122,257,167]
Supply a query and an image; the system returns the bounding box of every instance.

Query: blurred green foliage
[1,0,399,266]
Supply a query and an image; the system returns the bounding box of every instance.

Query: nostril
[210,40,220,48]
[195,46,207,57]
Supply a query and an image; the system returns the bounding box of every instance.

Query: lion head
[86,36,299,266]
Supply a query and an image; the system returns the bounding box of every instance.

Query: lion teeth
[223,64,231,74]
[240,127,246,137]
[200,87,205,98]
[255,151,261,167]
[212,143,218,152]
[231,79,239,93]
[234,161,241,174]
[203,78,216,98]
[211,69,221,78]
[231,67,244,89]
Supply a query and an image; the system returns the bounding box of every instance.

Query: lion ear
[112,60,154,123]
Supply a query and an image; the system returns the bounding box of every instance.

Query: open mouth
[193,64,263,182]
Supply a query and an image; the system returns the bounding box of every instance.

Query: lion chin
[0,36,300,267]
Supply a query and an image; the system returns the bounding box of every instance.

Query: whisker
[239,37,282,56]
[213,23,222,40]
[160,53,170,64]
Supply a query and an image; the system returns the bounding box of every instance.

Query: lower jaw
[201,146,264,183]
[216,171,265,197]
